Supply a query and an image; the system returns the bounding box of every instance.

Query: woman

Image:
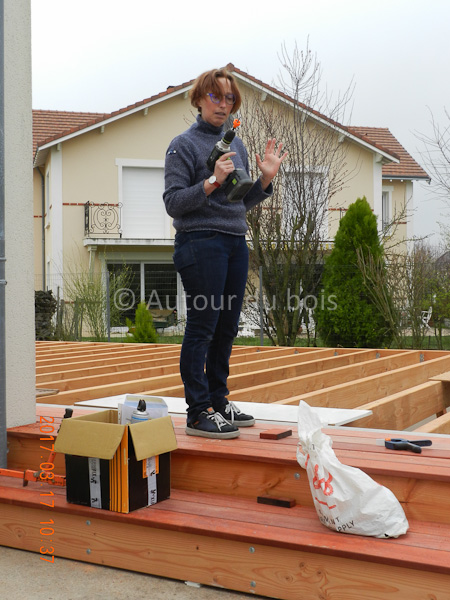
[163,68,287,439]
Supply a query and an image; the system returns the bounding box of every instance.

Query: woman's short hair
[189,68,241,113]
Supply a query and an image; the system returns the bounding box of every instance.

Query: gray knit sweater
[163,115,272,235]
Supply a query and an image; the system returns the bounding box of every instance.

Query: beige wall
[327,141,376,238]
[237,85,393,243]
[4,0,35,427]
[383,179,410,252]
[61,95,193,210]
[56,94,194,275]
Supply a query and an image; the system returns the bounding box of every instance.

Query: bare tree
[357,242,441,349]
[239,43,357,346]
[416,107,450,204]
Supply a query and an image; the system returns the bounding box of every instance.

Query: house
[32,64,429,327]
[347,126,430,241]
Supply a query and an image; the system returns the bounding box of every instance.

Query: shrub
[316,197,393,348]
[126,302,157,343]
[35,290,58,340]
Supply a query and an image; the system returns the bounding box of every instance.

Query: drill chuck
[206,129,236,170]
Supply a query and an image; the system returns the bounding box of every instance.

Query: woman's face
[198,77,234,127]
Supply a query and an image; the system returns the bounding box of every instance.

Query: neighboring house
[347,126,430,242]
[32,64,429,325]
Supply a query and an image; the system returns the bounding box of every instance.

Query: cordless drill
[206,119,253,202]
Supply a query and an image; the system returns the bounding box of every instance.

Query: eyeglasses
[207,92,236,106]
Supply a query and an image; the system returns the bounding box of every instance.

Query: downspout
[38,167,46,289]
[0,0,8,468]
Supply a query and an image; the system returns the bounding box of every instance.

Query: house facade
[32,65,429,326]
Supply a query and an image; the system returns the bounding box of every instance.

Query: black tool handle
[395,441,422,453]
[411,439,432,447]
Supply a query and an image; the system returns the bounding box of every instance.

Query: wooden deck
[2,341,450,598]
[35,341,450,433]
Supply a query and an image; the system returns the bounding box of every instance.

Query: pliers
[384,438,432,453]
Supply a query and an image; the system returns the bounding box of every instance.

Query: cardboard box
[54,409,178,513]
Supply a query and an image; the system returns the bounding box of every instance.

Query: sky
[31,0,450,242]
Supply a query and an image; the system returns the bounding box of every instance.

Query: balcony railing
[84,202,122,238]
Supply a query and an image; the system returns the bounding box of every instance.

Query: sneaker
[185,408,240,439]
[216,401,255,427]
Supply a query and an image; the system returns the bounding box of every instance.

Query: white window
[107,261,177,322]
[45,169,50,225]
[382,187,393,232]
[116,159,169,239]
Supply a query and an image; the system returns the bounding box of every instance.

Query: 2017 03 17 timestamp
[39,415,56,563]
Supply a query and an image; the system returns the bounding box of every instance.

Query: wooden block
[257,495,296,508]
[260,428,292,440]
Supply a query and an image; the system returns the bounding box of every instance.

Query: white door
[121,167,165,238]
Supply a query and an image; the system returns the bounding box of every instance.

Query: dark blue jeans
[173,231,249,424]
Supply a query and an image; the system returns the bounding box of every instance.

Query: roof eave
[383,174,431,183]
[33,66,400,167]
[33,85,192,167]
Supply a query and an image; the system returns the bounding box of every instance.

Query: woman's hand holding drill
[214,152,236,185]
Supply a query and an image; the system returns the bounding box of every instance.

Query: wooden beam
[230,348,337,374]
[226,349,378,394]
[36,358,180,387]
[36,347,326,384]
[228,351,421,404]
[35,350,379,403]
[37,362,182,389]
[36,370,184,402]
[430,371,450,382]
[36,349,181,375]
[36,346,181,366]
[36,341,169,357]
[346,380,450,430]
[275,354,450,409]
[414,411,450,434]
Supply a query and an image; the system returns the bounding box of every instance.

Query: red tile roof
[34,66,426,177]
[348,126,430,181]
[33,109,109,155]
[32,77,194,157]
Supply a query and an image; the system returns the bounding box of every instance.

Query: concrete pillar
[4,0,35,429]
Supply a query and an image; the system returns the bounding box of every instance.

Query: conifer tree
[126,302,157,343]
[316,197,392,348]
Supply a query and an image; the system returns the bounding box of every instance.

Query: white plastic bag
[296,401,409,538]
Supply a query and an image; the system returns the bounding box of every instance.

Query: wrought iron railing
[84,202,122,237]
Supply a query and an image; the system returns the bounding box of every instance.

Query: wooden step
[0,478,449,599]
[7,406,450,525]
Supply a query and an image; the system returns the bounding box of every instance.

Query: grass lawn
[154,333,450,350]
[83,330,450,350]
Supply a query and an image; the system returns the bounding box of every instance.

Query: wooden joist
[348,380,450,431]
[275,353,450,428]
[33,342,450,431]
